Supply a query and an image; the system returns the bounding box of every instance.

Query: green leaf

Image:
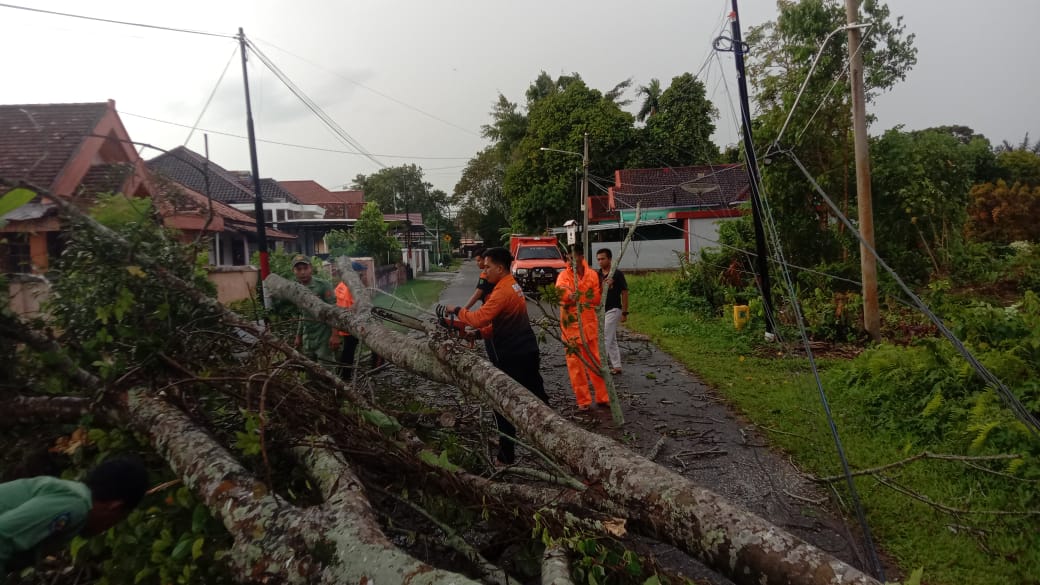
[171,536,193,561]
[361,409,402,434]
[191,536,205,560]
[643,575,661,585]
[0,188,35,217]
[905,567,925,585]
[70,536,89,561]
[192,504,209,533]
[133,567,155,584]
[175,486,193,509]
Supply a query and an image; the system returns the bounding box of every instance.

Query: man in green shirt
[0,457,149,576]
[291,255,340,365]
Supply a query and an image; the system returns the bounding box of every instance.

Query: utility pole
[846,0,880,340]
[581,132,590,259]
[727,0,775,336]
[238,28,270,303]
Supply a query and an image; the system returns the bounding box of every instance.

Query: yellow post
[733,304,750,330]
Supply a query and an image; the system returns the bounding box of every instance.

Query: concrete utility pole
[846,0,881,340]
[582,132,590,259]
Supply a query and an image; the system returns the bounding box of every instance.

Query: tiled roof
[383,213,424,226]
[278,180,363,205]
[157,183,295,240]
[610,164,750,211]
[0,102,108,189]
[147,147,299,205]
[77,162,134,199]
[329,190,364,204]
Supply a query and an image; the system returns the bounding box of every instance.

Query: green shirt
[295,278,336,352]
[0,477,92,575]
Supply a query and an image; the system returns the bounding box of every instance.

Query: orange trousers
[562,327,608,407]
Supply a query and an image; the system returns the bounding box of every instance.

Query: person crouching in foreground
[0,457,149,576]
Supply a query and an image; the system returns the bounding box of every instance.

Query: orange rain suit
[556,260,608,408]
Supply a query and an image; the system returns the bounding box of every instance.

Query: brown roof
[279,180,363,205]
[157,183,295,240]
[0,102,109,189]
[610,164,750,211]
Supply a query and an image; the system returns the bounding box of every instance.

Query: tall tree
[628,73,720,167]
[635,78,662,123]
[351,164,446,221]
[453,147,510,246]
[503,78,635,232]
[746,0,917,267]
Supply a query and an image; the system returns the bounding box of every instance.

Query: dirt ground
[370,261,874,584]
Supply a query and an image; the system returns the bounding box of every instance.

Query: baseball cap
[291,254,311,267]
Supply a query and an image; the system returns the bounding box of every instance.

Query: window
[516,246,563,261]
[0,233,32,273]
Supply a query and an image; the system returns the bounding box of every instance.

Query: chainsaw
[370,306,478,346]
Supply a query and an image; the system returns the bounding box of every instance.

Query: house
[0,101,154,274]
[148,148,356,257]
[279,180,365,220]
[554,163,751,269]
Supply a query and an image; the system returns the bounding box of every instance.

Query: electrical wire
[781,147,1040,438]
[714,27,887,580]
[121,111,471,160]
[184,45,239,146]
[252,36,481,139]
[243,37,386,169]
[0,2,234,38]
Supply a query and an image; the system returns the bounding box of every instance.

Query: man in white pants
[596,248,629,375]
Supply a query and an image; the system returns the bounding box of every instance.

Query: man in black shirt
[596,248,629,375]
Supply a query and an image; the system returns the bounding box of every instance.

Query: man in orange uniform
[556,245,608,410]
[441,247,549,465]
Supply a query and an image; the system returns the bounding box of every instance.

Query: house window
[0,233,32,274]
[231,238,247,266]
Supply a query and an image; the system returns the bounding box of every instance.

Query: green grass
[625,272,1036,585]
[372,277,446,310]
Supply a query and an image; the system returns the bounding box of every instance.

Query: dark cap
[291,254,311,267]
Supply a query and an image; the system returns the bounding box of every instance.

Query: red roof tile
[279,180,363,205]
[0,102,108,189]
[610,164,750,211]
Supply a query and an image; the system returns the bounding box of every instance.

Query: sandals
[610,368,622,375]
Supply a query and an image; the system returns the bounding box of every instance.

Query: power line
[243,38,386,170]
[185,45,239,146]
[121,111,471,160]
[0,2,234,38]
[252,36,481,139]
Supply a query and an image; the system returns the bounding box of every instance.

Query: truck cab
[509,235,567,293]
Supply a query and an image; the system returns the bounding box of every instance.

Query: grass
[624,272,1036,585]
[372,277,446,311]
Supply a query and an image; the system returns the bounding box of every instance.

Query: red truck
[509,235,567,293]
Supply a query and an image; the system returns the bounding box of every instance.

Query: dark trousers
[339,335,360,380]
[492,351,549,464]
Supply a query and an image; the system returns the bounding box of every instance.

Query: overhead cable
[243,37,387,169]
[185,45,239,146]
[0,2,234,38]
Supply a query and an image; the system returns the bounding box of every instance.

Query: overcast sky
[2,1,1037,196]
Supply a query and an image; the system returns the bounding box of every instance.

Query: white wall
[589,239,685,270]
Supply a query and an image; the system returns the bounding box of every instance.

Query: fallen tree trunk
[129,391,483,585]
[267,274,880,585]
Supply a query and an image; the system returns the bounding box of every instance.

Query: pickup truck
[509,235,568,293]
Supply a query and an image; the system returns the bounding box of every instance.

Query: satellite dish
[679,183,719,195]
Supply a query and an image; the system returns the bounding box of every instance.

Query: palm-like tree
[636,78,662,122]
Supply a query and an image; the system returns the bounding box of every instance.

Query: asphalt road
[430,260,872,584]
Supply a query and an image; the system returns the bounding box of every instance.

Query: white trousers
[604,307,622,369]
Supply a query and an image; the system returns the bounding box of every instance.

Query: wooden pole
[845,0,881,340]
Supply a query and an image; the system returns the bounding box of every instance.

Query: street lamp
[539,132,590,259]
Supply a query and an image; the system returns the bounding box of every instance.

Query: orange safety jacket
[555,260,601,337]
[334,281,354,337]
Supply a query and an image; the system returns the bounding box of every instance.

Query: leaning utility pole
[846,0,880,340]
[727,0,775,336]
[581,132,590,259]
[238,28,271,304]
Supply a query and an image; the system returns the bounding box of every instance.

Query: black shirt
[599,269,628,311]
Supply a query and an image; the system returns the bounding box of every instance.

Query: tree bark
[266,274,881,585]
